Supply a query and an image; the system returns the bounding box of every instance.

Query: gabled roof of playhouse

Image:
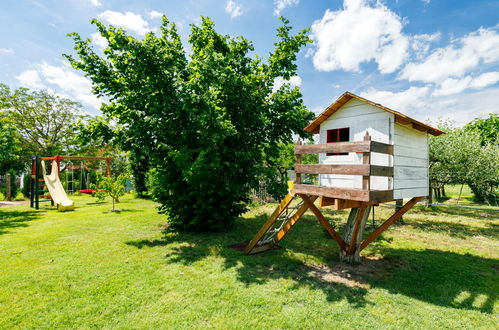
[304,91,445,136]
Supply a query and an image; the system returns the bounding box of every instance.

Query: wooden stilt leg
[299,194,347,251]
[359,197,423,251]
[346,205,367,255]
[339,206,372,263]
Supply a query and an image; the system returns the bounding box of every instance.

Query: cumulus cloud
[97,10,151,36]
[0,48,14,54]
[15,70,44,89]
[310,0,409,74]
[361,86,430,113]
[225,1,243,19]
[91,33,108,49]
[15,63,102,112]
[89,0,102,7]
[273,75,302,91]
[274,0,299,16]
[400,27,499,84]
[433,72,499,96]
[360,85,499,126]
[148,10,163,19]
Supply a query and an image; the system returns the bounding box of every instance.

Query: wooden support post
[5,173,11,201]
[243,192,295,254]
[395,199,404,223]
[363,132,371,191]
[105,158,111,177]
[339,205,372,263]
[295,140,302,184]
[299,194,347,251]
[359,197,423,251]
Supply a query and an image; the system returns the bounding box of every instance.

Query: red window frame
[326,127,350,156]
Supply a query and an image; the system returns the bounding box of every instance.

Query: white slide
[41,160,75,211]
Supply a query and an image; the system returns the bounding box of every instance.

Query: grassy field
[0,194,497,328]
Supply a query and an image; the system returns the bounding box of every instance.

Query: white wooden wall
[393,122,429,199]
[318,99,393,190]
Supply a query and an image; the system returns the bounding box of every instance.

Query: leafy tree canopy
[0,84,96,158]
[65,16,314,231]
[429,120,498,204]
[464,113,498,145]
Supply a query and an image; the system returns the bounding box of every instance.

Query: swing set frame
[30,155,112,209]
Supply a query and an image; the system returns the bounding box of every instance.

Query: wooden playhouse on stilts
[241,92,444,263]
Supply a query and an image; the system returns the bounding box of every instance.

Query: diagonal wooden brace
[359,196,423,251]
[299,194,348,251]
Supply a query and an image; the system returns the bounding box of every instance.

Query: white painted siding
[393,122,429,199]
[319,99,393,190]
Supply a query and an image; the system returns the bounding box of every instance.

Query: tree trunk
[339,206,372,264]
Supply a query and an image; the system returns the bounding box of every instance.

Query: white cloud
[91,33,108,49]
[15,70,44,89]
[225,1,243,19]
[400,27,499,84]
[274,0,299,16]
[148,10,163,19]
[274,75,302,90]
[361,86,430,113]
[15,63,102,112]
[0,48,14,54]
[97,10,151,36]
[310,0,409,74]
[89,0,102,7]
[433,72,499,96]
[410,32,440,59]
[360,85,499,126]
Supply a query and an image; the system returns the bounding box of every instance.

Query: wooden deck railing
[294,132,394,202]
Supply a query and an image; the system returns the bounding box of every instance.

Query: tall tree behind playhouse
[66,17,313,231]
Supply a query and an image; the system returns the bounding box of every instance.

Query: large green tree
[0,84,93,158]
[65,17,313,231]
[429,120,498,204]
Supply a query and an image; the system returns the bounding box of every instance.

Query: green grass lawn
[0,194,497,328]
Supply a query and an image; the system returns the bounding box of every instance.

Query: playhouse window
[326,127,350,156]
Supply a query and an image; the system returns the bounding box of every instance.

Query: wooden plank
[295,141,302,184]
[370,165,394,177]
[346,205,367,255]
[362,133,371,190]
[394,179,428,189]
[295,141,371,154]
[359,197,423,251]
[370,141,394,155]
[273,196,318,243]
[294,184,370,201]
[369,190,394,201]
[395,116,411,125]
[243,192,295,254]
[299,194,348,251]
[412,122,428,132]
[295,164,370,175]
[393,187,428,199]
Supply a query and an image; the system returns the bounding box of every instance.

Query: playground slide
[41,160,75,211]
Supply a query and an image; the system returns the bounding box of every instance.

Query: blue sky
[1,0,498,125]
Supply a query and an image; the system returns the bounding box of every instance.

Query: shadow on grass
[406,217,499,240]
[0,209,40,235]
[364,247,497,314]
[126,210,498,313]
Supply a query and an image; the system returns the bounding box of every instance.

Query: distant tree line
[429,114,498,204]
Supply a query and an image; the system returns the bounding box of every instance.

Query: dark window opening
[326,127,350,156]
